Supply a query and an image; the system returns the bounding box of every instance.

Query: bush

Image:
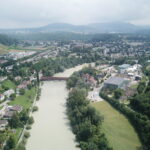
[26,125,32,130]
[19,88,25,95]
[32,106,38,112]
[24,131,30,139]
[28,116,34,125]
[22,137,27,145]
[114,89,123,99]
[16,142,26,150]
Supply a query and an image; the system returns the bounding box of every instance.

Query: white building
[4,89,15,98]
[0,94,5,101]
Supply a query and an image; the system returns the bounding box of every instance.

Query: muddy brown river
[26,64,87,150]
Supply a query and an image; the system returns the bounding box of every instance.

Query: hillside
[0,22,149,34]
[0,34,18,46]
[0,34,19,54]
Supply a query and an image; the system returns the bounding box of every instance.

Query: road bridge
[40,76,68,81]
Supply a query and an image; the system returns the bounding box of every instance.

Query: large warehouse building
[104,76,129,90]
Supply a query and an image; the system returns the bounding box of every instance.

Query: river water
[26,64,87,150]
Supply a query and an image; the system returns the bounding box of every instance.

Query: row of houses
[0,75,36,102]
[82,73,97,88]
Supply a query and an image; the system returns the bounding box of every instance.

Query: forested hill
[0,34,18,46]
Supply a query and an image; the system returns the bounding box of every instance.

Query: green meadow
[92,101,142,150]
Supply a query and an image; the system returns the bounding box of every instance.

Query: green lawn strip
[13,128,23,142]
[0,106,3,110]
[2,80,16,90]
[8,46,46,51]
[130,83,138,89]
[91,101,142,150]
[9,87,36,110]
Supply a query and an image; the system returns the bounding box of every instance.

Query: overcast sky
[1,0,150,28]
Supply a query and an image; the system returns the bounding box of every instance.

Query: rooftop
[0,120,8,125]
[119,64,131,69]
[105,76,127,86]
[8,105,23,112]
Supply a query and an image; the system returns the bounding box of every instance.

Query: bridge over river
[40,76,69,81]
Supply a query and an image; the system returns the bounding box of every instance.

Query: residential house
[6,65,13,71]
[4,89,15,98]
[82,74,97,87]
[0,120,8,130]
[8,105,23,113]
[3,111,14,119]
[15,76,22,81]
[0,76,7,82]
[0,94,5,101]
[16,80,31,93]
[3,105,23,119]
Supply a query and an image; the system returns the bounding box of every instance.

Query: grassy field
[92,101,142,150]
[0,44,9,54]
[0,106,3,110]
[8,45,47,51]
[9,87,36,110]
[2,80,16,90]
[0,44,47,54]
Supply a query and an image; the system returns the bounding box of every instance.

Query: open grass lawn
[0,106,3,110]
[2,80,16,90]
[92,101,142,150]
[9,87,36,110]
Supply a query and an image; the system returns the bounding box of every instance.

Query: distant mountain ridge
[0,22,150,34]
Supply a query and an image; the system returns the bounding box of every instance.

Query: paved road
[87,84,104,102]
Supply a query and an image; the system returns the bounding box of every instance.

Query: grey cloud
[0,0,150,28]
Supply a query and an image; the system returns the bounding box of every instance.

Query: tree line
[130,79,150,119]
[66,70,112,150]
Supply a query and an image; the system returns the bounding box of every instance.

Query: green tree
[0,133,6,149]
[10,93,16,100]
[5,136,16,149]
[114,89,123,99]
[9,113,22,128]
[19,88,25,95]
[28,116,34,125]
